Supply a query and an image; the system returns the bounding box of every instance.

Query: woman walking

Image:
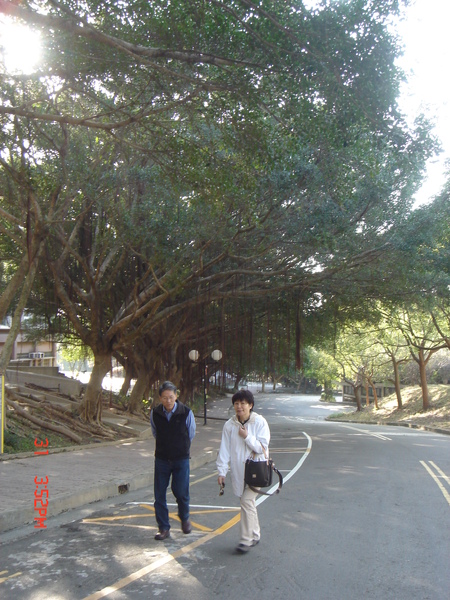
[216,389,270,553]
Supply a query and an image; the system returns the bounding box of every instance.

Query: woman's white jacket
[216,411,270,497]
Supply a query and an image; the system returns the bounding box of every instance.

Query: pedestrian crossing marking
[83,514,149,522]
[82,503,239,534]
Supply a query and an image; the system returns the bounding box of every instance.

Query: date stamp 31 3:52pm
[33,438,49,529]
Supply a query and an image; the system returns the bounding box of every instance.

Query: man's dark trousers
[154,457,190,531]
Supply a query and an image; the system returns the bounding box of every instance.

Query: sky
[0,0,449,207]
[395,0,450,206]
[0,22,41,73]
[301,0,449,207]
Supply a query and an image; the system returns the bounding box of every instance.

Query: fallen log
[6,398,83,444]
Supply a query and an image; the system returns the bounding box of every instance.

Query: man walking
[150,381,196,540]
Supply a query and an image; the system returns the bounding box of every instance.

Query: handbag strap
[248,443,283,496]
[249,463,283,496]
[251,443,269,461]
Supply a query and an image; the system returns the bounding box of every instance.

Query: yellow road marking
[138,505,239,518]
[169,513,213,532]
[83,514,148,523]
[420,461,450,506]
[0,571,22,585]
[213,512,241,534]
[82,504,237,534]
[185,520,212,532]
[429,461,450,485]
[81,522,154,530]
[189,508,239,514]
[190,471,218,485]
[82,512,241,600]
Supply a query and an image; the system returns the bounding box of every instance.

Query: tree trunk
[369,381,379,410]
[127,366,149,414]
[0,254,30,323]
[119,371,132,397]
[392,358,403,409]
[323,379,333,400]
[0,242,44,375]
[299,376,307,393]
[354,385,362,411]
[79,353,111,422]
[417,349,429,411]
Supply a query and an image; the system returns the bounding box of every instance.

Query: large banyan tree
[0,0,437,419]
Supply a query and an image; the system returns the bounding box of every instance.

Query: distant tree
[394,308,447,410]
[374,316,411,409]
[58,341,94,378]
[306,347,341,400]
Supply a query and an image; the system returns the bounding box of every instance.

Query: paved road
[1,394,449,599]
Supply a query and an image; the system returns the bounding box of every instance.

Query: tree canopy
[1,0,446,418]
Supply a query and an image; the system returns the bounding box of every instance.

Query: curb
[0,435,144,461]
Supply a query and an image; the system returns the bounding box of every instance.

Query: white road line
[270,449,309,453]
[256,431,312,506]
[338,424,391,441]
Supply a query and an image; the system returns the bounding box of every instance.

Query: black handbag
[244,446,283,495]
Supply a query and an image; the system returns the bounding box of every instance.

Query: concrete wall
[7,366,60,376]
[5,369,83,397]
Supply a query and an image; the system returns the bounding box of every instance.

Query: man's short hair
[159,381,178,396]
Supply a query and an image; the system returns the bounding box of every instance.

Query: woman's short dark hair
[231,389,254,409]
[158,381,178,396]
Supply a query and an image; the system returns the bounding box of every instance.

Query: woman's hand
[238,424,248,439]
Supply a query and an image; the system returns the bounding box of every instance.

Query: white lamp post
[189,349,222,424]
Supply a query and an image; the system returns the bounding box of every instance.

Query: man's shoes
[154,530,170,541]
[181,520,192,534]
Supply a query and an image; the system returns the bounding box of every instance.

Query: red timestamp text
[34,438,49,529]
[34,437,49,456]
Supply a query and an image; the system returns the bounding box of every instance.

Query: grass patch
[3,414,75,454]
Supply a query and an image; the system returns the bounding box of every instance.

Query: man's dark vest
[153,402,191,460]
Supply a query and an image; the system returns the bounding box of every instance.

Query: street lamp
[189,349,223,425]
